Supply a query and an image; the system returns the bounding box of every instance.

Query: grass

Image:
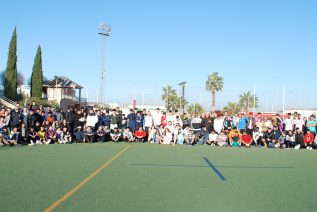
[0,143,316,212]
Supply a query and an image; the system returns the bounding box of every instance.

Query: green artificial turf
[0,143,316,212]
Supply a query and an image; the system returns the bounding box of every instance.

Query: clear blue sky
[0,0,316,111]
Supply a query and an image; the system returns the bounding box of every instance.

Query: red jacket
[161,116,167,128]
[242,134,252,144]
[304,133,314,144]
[134,130,146,138]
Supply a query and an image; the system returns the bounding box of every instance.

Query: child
[278,131,287,149]
[28,127,39,146]
[38,126,47,144]
[134,127,147,142]
[183,125,194,145]
[229,130,241,147]
[0,128,10,145]
[62,127,72,144]
[9,127,20,146]
[84,126,95,143]
[216,131,228,147]
[46,126,57,144]
[122,128,134,143]
[285,130,296,149]
[174,128,185,145]
[73,126,85,143]
[55,127,63,144]
[161,128,173,145]
[241,131,253,148]
[110,127,121,142]
[96,126,106,142]
[208,130,218,146]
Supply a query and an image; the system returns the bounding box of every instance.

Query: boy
[134,127,146,142]
[123,128,135,143]
[110,127,121,142]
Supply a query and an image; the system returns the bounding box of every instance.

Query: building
[42,76,83,105]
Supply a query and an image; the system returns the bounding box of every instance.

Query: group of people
[0,102,316,150]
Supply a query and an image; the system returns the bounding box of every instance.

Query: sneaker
[306,147,310,150]
[294,145,300,150]
[28,143,35,147]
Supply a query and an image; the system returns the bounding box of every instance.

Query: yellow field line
[44,145,131,212]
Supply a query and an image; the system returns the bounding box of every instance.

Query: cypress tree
[31,46,43,98]
[4,27,17,100]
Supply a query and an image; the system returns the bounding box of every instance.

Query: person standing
[127,109,136,132]
[110,110,119,130]
[153,108,162,128]
[143,111,154,138]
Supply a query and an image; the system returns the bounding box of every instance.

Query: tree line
[1,27,43,101]
[161,72,259,115]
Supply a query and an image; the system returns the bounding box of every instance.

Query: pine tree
[4,27,18,100]
[31,46,43,98]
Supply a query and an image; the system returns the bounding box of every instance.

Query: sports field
[1,143,316,212]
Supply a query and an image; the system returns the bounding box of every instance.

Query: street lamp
[98,23,111,106]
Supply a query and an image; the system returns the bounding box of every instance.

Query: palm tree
[205,72,224,112]
[177,96,188,113]
[238,91,259,113]
[187,103,204,116]
[162,85,177,111]
[223,102,241,115]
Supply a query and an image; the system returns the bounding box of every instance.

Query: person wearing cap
[303,129,314,150]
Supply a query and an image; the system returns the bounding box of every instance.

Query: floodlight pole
[98,23,111,106]
[178,82,186,114]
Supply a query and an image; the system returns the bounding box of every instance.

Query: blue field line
[203,157,226,181]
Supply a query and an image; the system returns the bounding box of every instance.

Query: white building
[42,76,83,104]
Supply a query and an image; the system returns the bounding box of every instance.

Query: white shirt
[153,112,162,126]
[166,115,176,123]
[294,118,304,130]
[284,118,294,131]
[144,116,154,127]
[209,133,218,141]
[214,118,224,134]
[86,115,98,127]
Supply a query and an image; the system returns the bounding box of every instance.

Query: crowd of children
[0,102,316,150]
